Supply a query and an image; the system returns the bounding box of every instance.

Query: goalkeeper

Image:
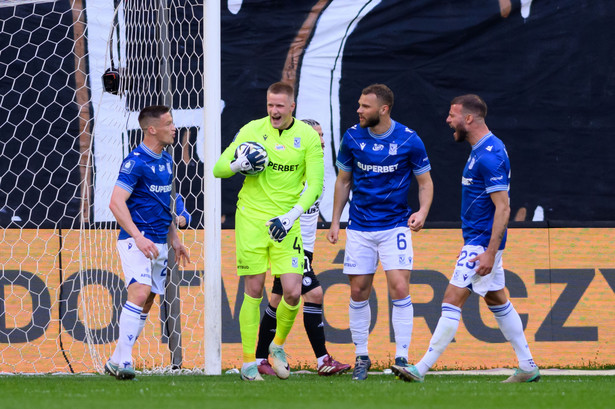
[255,119,350,377]
[213,82,324,381]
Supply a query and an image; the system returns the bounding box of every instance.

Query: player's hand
[170,234,191,266]
[266,205,303,242]
[135,235,158,259]
[173,243,191,267]
[469,250,495,276]
[327,223,340,244]
[247,149,267,167]
[230,148,267,173]
[408,211,426,232]
[176,215,187,228]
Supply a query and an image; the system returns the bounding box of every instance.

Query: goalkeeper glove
[230,147,268,174]
[266,205,304,242]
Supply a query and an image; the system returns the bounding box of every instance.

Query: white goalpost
[0,0,221,374]
[203,0,222,376]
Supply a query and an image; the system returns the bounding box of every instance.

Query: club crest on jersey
[294,137,301,148]
[275,144,285,150]
[359,142,366,150]
[372,143,384,151]
[292,257,299,268]
[121,160,135,174]
[389,143,398,155]
[158,164,165,172]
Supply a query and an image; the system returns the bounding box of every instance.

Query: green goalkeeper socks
[273,296,301,346]
[239,293,262,363]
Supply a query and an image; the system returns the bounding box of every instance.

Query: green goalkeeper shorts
[235,206,304,276]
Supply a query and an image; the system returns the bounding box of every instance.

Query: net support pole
[203,0,222,375]
[159,0,184,370]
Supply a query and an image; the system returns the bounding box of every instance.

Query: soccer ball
[234,141,269,175]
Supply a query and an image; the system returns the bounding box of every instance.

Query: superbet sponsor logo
[149,184,172,193]
[356,161,398,173]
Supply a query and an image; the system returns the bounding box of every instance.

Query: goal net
[0,0,210,374]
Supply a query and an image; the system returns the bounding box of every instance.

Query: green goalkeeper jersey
[214,116,324,220]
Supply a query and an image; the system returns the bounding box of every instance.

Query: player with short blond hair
[255,119,349,377]
[214,83,324,381]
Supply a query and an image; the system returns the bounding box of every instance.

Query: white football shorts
[343,226,414,275]
[117,238,169,295]
[449,244,505,297]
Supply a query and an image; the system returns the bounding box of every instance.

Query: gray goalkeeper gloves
[266,205,304,242]
[230,148,268,174]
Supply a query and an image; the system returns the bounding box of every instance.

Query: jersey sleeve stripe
[336,159,352,172]
[115,181,134,194]
[413,164,432,175]
[485,184,508,193]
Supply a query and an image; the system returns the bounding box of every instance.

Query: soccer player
[213,82,324,381]
[105,105,190,380]
[255,119,350,377]
[327,84,434,380]
[392,94,540,383]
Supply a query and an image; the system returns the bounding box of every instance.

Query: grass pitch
[0,373,613,409]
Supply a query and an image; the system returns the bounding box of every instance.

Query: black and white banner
[2,0,614,226]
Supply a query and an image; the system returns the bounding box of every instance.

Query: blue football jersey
[336,120,431,231]
[461,132,510,249]
[115,143,173,243]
